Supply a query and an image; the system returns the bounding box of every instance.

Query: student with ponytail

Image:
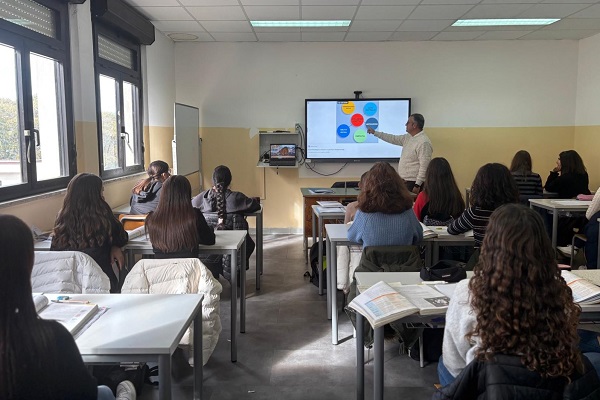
[129,160,170,214]
[192,165,260,280]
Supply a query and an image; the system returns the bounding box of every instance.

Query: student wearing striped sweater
[448,163,519,248]
[509,150,543,199]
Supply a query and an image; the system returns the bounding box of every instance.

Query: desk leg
[230,252,237,363]
[193,305,203,400]
[374,327,384,400]
[318,218,324,295]
[331,240,339,344]
[326,236,332,320]
[433,242,440,265]
[159,353,172,400]
[240,242,246,334]
[552,210,558,249]
[304,197,308,264]
[256,211,263,291]
[425,241,432,268]
[356,312,364,400]
[312,209,317,261]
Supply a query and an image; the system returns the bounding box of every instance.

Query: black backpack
[308,241,326,288]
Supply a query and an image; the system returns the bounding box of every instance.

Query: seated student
[448,163,518,249]
[413,157,465,226]
[0,214,136,400]
[129,160,170,214]
[145,175,215,259]
[51,173,128,293]
[583,189,600,269]
[545,150,591,198]
[509,150,543,199]
[192,165,260,279]
[348,162,422,247]
[437,204,600,397]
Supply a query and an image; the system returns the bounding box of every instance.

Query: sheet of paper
[552,200,592,206]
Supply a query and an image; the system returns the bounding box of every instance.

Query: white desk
[124,230,247,363]
[325,224,474,345]
[353,271,600,400]
[49,293,203,400]
[529,199,591,248]
[36,231,247,363]
[312,205,346,295]
[112,204,264,291]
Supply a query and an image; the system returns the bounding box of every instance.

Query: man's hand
[111,245,125,270]
[367,128,375,135]
[411,186,420,195]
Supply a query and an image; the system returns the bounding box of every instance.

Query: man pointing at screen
[367,113,432,194]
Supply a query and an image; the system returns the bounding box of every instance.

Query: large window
[94,27,143,178]
[0,0,74,201]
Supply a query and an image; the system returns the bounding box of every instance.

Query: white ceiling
[127,0,600,42]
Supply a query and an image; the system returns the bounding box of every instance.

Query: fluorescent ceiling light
[251,20,351,27]
[452,19,559,27]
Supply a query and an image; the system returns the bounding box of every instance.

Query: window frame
[92,24,144,180]
[0,0,76,202]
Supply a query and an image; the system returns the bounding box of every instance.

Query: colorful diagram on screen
[336,101,380,144]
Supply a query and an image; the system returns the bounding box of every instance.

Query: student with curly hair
[51,173,129,293]
[413,157,465,226]
[436,204,600,399]
[347,162,422,247]
[146,175,215,259]
[0,215,136,400]
[448,163,518,248]
[129,160,170,214]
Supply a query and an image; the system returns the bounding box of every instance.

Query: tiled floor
[141,234,438,400]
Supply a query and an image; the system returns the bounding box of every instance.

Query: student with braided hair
[129,160,170,214]
[192,165,260,281]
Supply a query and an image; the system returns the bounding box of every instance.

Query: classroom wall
[575,33,600,192]
[0,4,176,230]
[174,40,589,230]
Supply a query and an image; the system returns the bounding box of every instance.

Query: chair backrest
[121,257,223,366]
[119,213,147,230]
[202,212,248,231]
[331,181,359,189]
[32,251,110,293]
[359,245,423,273]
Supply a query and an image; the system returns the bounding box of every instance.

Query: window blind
[0,0,56,38]
[98,34,134,69]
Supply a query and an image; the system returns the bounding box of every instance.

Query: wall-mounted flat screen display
[305,98,411,163]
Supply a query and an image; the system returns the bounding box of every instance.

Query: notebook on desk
[269,144,296,166]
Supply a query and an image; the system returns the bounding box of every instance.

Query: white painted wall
[144,32,176,128]
[174,40,579,130]
[575,32,600,126]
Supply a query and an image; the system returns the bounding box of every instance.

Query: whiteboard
[173,103,200,176]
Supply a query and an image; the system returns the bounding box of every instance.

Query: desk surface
[529,198,591,210]
[325,223,474,244]
[125,230,246,252]
[47,293,203,355]
[34,230,247,253]
[301,187,360,197]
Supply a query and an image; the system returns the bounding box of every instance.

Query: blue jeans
[584,353,600,377]
[437,355,456,387]
[579,329,600,353]
[97,386,116,400]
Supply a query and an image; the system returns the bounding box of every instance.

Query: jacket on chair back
[433,354,600,400]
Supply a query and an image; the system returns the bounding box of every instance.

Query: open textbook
[419,223,474,239]
[316,201,344,208]
[126,225,147,240]
[562,270,600,304]
[348,281,450,329]
[34,295,99,334]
